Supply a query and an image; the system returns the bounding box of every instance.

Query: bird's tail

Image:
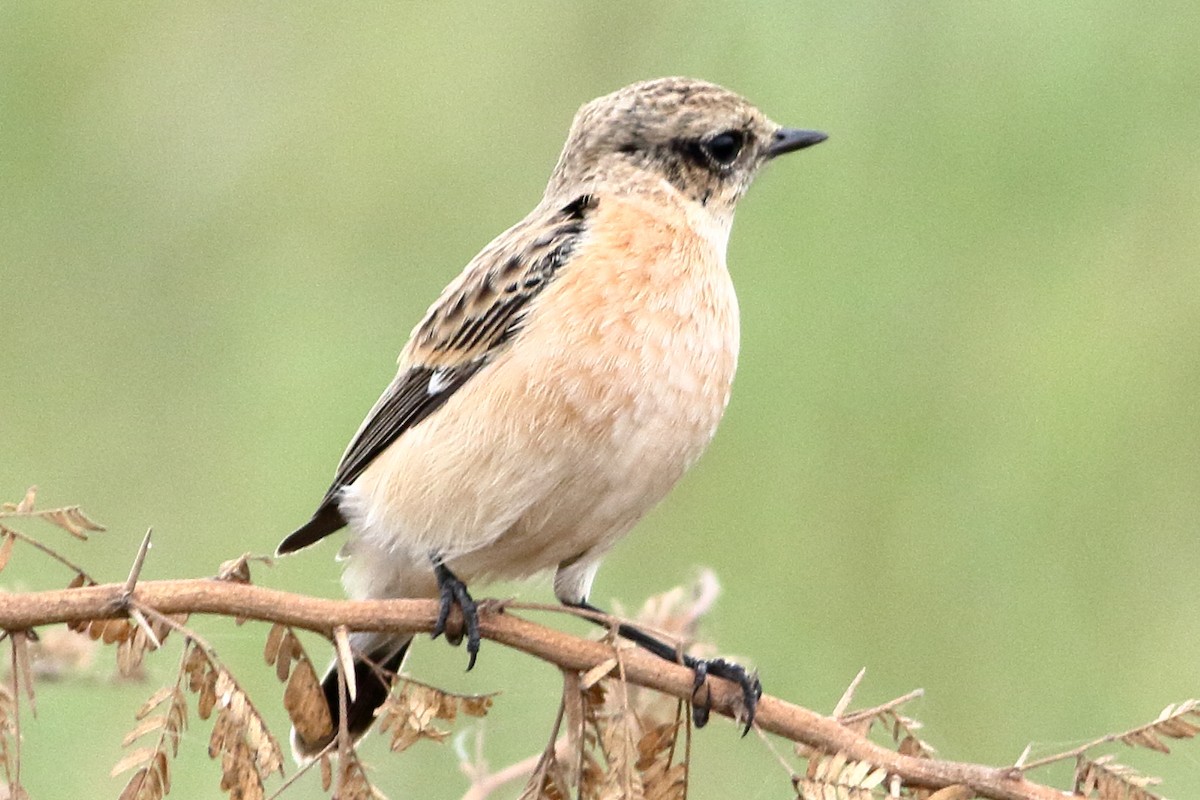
[290,634,412,761]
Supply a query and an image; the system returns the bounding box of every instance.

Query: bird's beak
[766,128,828,159]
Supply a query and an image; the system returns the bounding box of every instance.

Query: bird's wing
[277,194,598,554]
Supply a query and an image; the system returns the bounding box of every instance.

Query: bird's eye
[702,130,744,166]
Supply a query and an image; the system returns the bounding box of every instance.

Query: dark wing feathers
[274,363,482,554]
[325,364,484,506]
[277,195,597,554]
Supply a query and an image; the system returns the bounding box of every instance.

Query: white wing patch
[427,368,454,395]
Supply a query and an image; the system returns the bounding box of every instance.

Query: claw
[686,656,761,735]
[690,660,712,727]
[431,560,481,671]
[567,599,763,735]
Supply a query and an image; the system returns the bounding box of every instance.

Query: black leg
[567,600,762,734]
[431,559,481,671]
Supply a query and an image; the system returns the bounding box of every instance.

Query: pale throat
[671,179,734,258]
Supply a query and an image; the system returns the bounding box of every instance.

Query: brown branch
[0,578,1065,800]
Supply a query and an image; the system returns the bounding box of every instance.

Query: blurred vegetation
[2,2,1199,798]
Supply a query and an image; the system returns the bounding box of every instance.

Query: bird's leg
[431,557,481,671]
[567,600,762,734]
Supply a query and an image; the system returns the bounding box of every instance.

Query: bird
[277,76,826,758]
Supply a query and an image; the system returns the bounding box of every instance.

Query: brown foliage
[0,489,1198,800]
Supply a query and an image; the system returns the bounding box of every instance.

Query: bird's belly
[452,351,734,584]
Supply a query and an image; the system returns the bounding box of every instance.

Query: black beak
[766,128,828,159]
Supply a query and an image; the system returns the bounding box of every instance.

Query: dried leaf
[14,487,36,514]
[121,714,168,746]
[114,679,189,800]
[111,747,158,777]
[460,694,494,717]
[338,750,388,800]
[376,679,496,754]
[519,750,572,800]
[117,768,152,800]
[64,571,90,597]
[832,668,868,719]
[117,626,157,678]
[581,658,619,690]
[183,641,209,679]
[3,501,107,538]
[151,749,171,796]
[320,753,333,791]
[4,631,38,718]
[1075,755,1163,800]
[200,665,285,785]
[284,656,333,748]
[263,624,287,669]
[97,618,134,645]
[216,554,253,583]
[797,752,888,800]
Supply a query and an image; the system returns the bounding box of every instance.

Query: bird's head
[547,77,826,216]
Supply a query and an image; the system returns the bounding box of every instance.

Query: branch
[0,579,1065,800]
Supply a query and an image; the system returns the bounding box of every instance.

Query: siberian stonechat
[278,76,826,756]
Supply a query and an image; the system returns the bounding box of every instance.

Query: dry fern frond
[1117,700,1200,755]
[518,754,572,800]
[208,663,285,795]
[114,652,192,800]
[559,671,690,800]
[794,752,888,800]
[376,679,495,754]
[179,641,284,799]
[63,574,185,679]
[0,487,38,514]
[632,722,687,800]
[836,704,936,761]
[28,506,104,540]
[115,613,186,679]
[1074,754,1163,800]
[336,749,389,800]
[1018,697,1200,774]
[263,623,333,748]
[0,488,104,540]
[113,675,189,799]
[565,680,608,798]
[597,707,645,800]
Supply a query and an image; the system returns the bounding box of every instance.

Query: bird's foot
[685,656,762,735]
[431,561,481,670]
[565,599,763,734]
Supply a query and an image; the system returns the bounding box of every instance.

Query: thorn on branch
[122,528,154,599]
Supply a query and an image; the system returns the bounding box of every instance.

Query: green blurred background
[3,3,1199,798]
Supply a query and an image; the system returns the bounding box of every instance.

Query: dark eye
[702,130,744,166]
